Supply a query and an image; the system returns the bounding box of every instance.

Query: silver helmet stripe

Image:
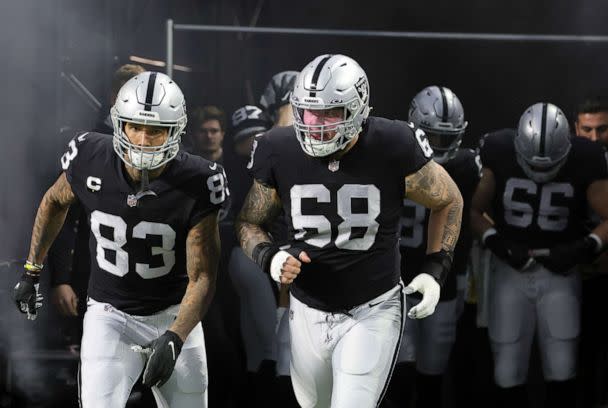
[309,55,332,97]
[144,72,158,111]
[539,102,548,156]
[438,86,448,122]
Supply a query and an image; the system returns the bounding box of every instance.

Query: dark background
[0,0,606,404]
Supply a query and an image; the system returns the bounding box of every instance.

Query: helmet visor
[423,130,463,152]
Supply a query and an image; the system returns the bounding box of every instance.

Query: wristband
[420,250,454,286]
[252,242,280,274]
[24,260,43,273]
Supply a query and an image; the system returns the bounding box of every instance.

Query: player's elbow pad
[419,250,453,287]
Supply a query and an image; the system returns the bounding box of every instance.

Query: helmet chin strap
[135,168,157,202]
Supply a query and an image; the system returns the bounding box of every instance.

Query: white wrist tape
[270,250,291,283]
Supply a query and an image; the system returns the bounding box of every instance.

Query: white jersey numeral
[61,139,79,170]
[335,185,380,250]
[207,171,228,205]
[406,121,434,158]
[290,184,381,250]
[90,210,176,279]
[290,184,332,248]
[91,211,128,277]
[132,222,176,279]
[503,178,573,231]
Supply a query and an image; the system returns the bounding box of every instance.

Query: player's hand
[134,330,184,388]
[270,250,311,284]
[533,235,599,275]
[483,230,533,270]
[51,284,79,316]
[404,273,440,319]
[13,272,43,320]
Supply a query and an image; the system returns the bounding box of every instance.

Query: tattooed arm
[405,160,463,254]
[235,179,283,259]
[27,173,77,266]
[170,210,220,341]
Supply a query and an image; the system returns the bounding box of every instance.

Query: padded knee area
[334,324,382,375]
[173,347,208,394]
[492,346,528,388]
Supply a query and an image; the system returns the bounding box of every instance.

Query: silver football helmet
[111,71,187,170]
[290,54,370,157]
[515,102,571,183]
[408,86,467,164]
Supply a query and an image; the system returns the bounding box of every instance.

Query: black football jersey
[400,148,481,300]
[61,132,227,315]
[248,117,432,311]
[479,129,608,248]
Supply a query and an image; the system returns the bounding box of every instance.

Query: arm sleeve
[394,121,433,177]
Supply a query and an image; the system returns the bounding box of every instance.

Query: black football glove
[139,330,184,387]
[534,235,601,275]
[13,272,43,320]
[483,229,533,270]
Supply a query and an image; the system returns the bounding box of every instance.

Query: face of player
[194,119,225,153]
[576,112,608,146]
[124,122,169,147]
[302,107,344,141]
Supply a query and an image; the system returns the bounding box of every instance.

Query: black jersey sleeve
[188,162,229,228]
[389,120,433,177]
[59,131,96,185]
[247,131,277,188]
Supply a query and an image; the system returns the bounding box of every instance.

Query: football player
[13,72,227,407]
[389,86,480,407]
[574,95,608,145]
[236,54,464,408]
[471,103,608,408]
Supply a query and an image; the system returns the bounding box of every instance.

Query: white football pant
[488,257,581,388]
[79,298,208,408]
[289,283,405,408]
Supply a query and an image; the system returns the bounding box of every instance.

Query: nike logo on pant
[168,341,176,361]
